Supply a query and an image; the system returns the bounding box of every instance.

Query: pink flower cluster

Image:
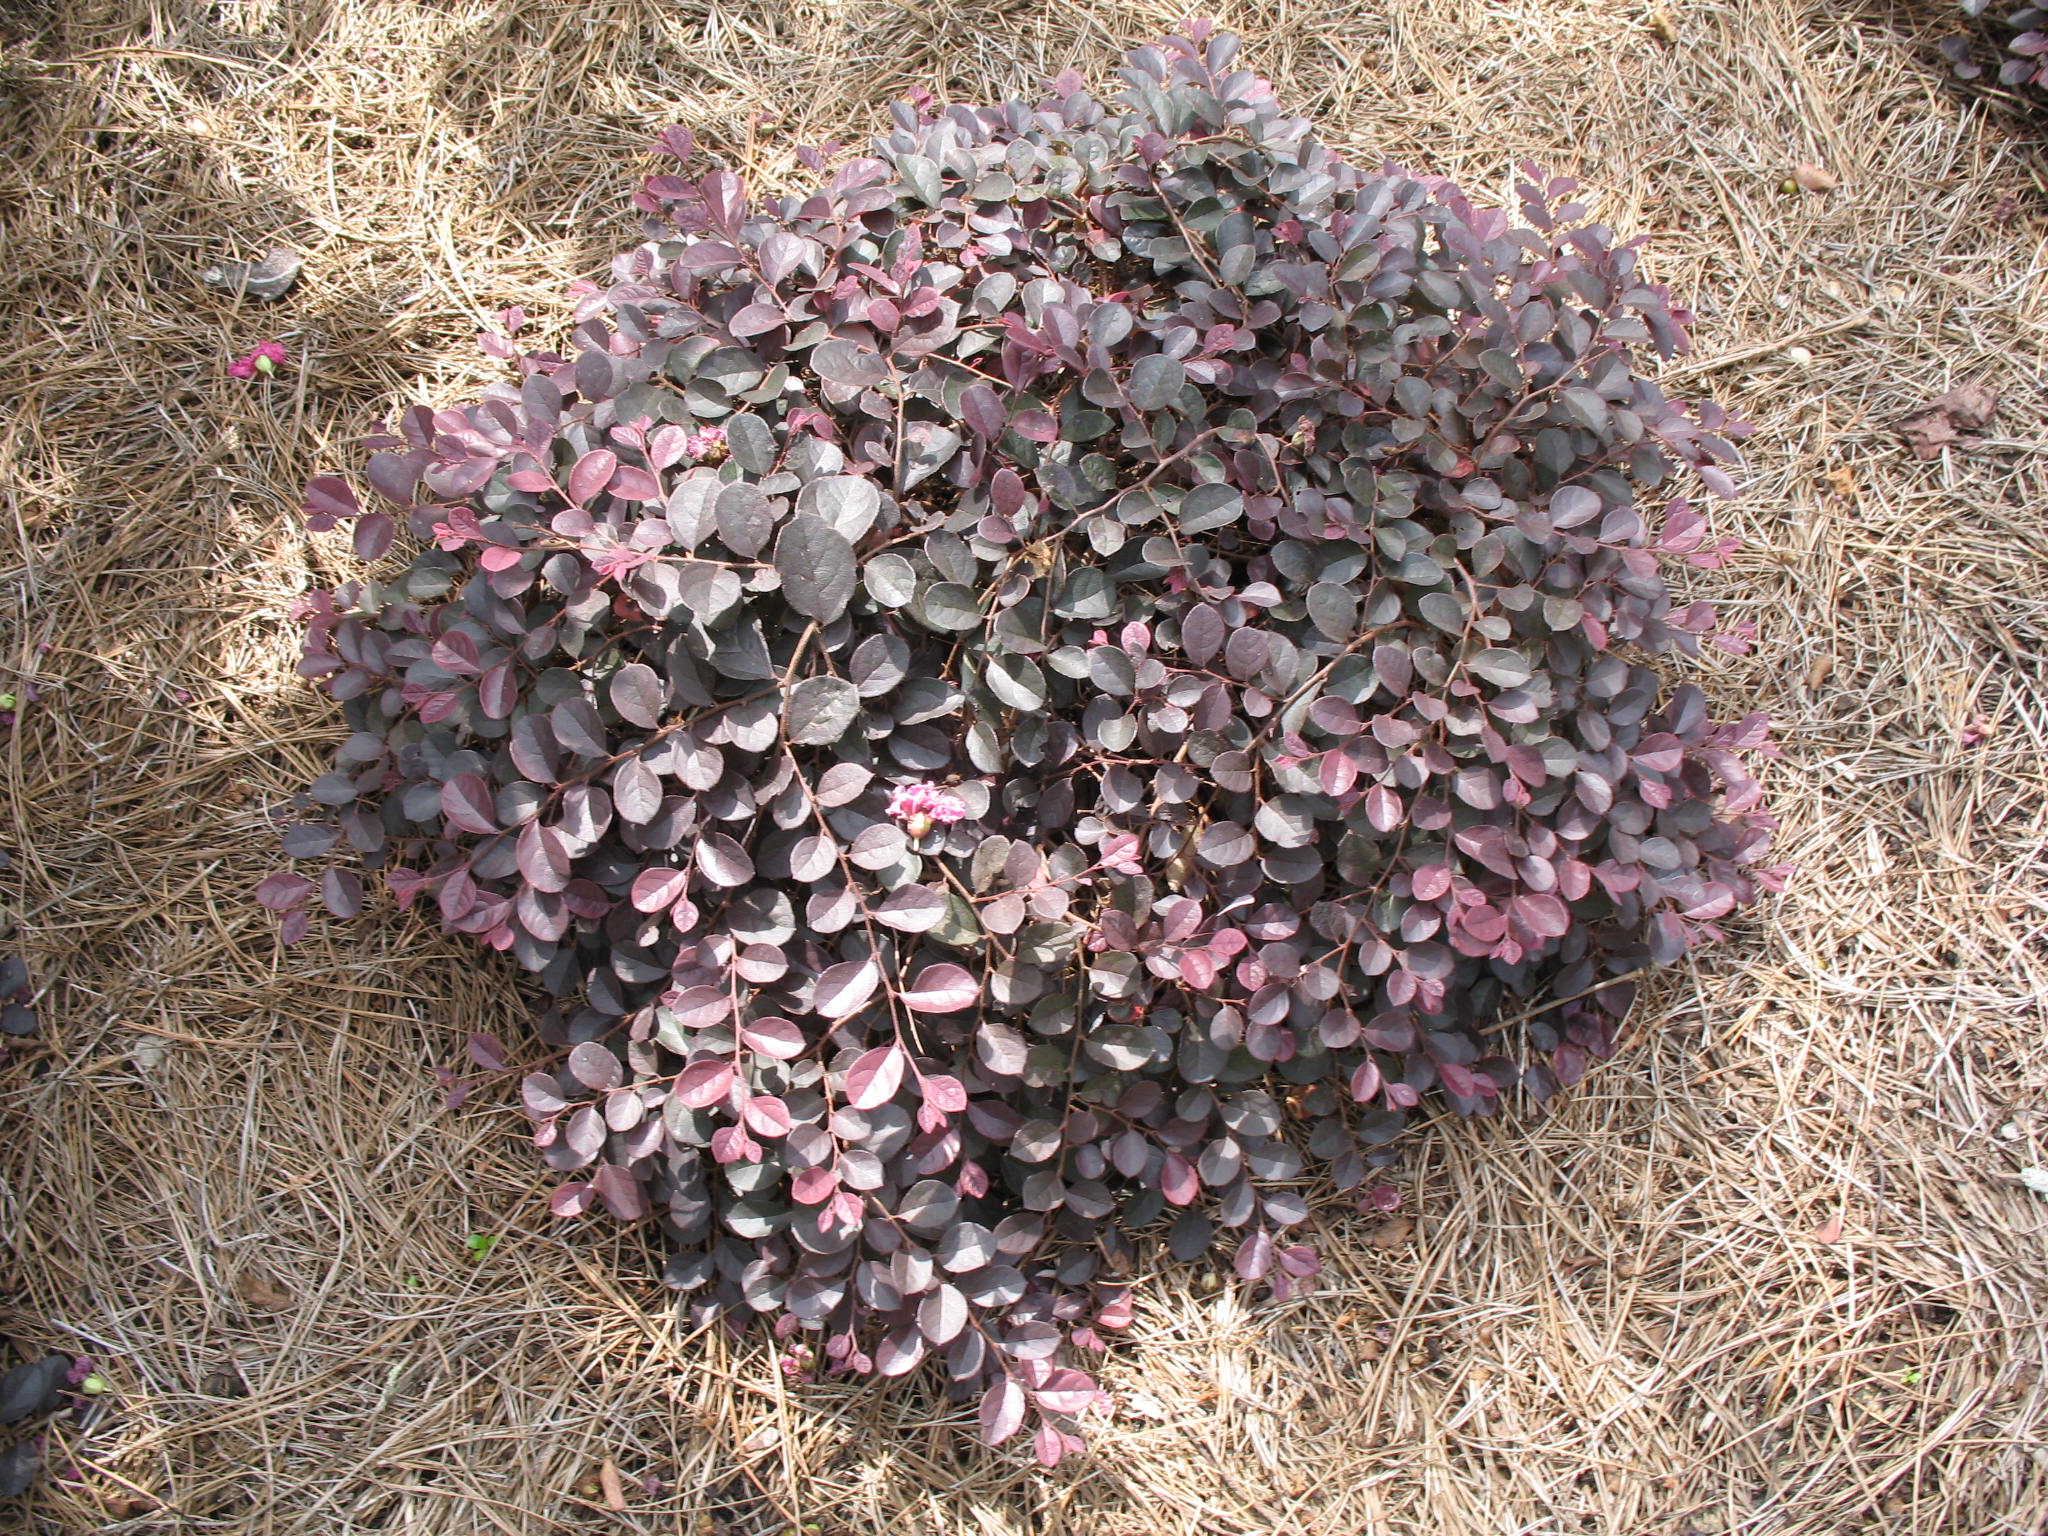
[684,425,727,462]
[885,782,969,826]
[228,340,287,379]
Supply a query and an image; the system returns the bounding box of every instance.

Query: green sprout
[465,1233,499,1263]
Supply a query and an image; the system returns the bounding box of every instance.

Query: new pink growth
[228,340,288,379]
[590,546,654,582]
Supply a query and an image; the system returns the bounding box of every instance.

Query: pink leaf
[1094,1291,1134,1330]
[814,958,880,1020]
[710,1124,759,1163]
[790,1166,838,1205]
[845,1044,905,1110]
[549,1182,593,1217]
[1410,863,1452,902]
[1364,784,1402,832]
[901,963,979,1013]
[1348,1058,1382,1103]
[741,1017,806,1060]
[568,449,618,506]
[674,1059,735,1109]
[1033,1367,1097,1414]
[631,867,690,913]
[742,1094,792,1137]
[980,1378,1027,1446]
[1033,1422,1064,1467]
[608,465,662,501]
[919,1073,967,1112]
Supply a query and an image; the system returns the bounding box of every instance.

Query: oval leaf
[902,963,978,1013]
[845,1043,905,1110]
[774,515,857,622]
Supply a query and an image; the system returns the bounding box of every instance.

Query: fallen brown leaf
[1805,654,1834,690]
[1363,1216,1414,1248]
[1823,465,1857,502]
[1895,382,1998,460]
[234,1269,294,1310]
[1814,1215,1844,1244]
[598,1459,627,1513]
[1647,7,1678,43]
[1793,162,1838,193]
[200,1362,249,1398]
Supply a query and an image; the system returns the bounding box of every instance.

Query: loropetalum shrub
[1945,2,2048,88]
[260,27,1785,1461]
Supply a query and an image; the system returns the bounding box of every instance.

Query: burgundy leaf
[255,871,312,912]
[477,660,518,720]
[610,662,664,729]
[440,774,498,835]
[567,1042,623,1092]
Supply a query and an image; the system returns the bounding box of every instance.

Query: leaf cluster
[262,26,1783,1461]
[1945,2,2048,88]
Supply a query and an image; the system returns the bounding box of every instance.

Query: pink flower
[229,340,288,379]
[886,782,969,837]
[684,425,728,463]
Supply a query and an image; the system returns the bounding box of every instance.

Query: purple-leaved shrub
[259,26,1786,1462]
[1944,2,2048,88]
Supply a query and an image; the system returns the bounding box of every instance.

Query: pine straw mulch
[2,1,2047,1532]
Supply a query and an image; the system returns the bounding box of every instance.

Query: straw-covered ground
[2,0,2046,1531]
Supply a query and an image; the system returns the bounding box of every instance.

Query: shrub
[260,25,1784,1460]
[1944,3,2048,89]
